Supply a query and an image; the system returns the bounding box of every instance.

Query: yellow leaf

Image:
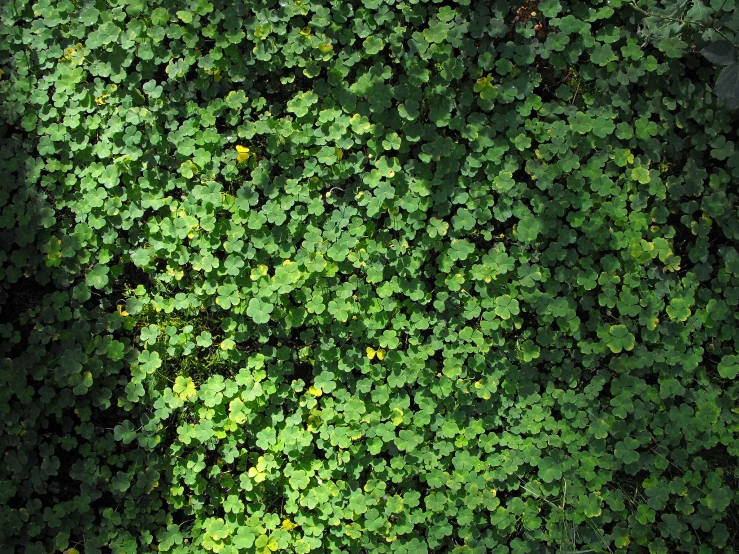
[235,145,250,163]
[366,347,376,360]
[308,386,322,397]
[117,304,129,317]
[376,349,385,360]
[282,519,298,531]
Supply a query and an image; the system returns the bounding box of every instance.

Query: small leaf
[176,10,193,23]
[718,355,739,379]
[631,166,651,184]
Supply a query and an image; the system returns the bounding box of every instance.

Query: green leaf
[150,7,169,25]
[80,6,100,26]
[232,527,255,549]
[631,166,651,184]
[520,340,540,362]
[140,324,159,346]
[196,331,213,348]
[131,248,153,267]
[247,297,273,324]
[114,420,137,444]
[517,216,541,243]
[494,295,520,320]
[538,0,562,17]
[703,41,737,66]
[287,91,319,118]
[714,62,739,109]
[538,456,562,483]
[687,0,713,24]
[223,494,245,514]
[363,36,385,55]
[216,284,240,309]
[704,486,732,511]
[86,264,109,289]
[718,355,739,378]
[605,324,636,353]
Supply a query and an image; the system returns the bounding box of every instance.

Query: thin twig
[629,1,739,50]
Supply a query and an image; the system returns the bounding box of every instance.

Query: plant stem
[629,0,739,50]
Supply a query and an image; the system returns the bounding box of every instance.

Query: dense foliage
[1,0,739,552]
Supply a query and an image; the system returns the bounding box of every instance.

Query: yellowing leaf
[308,386,322,397]
[367,347,385,360]
[220,338,236,350]
[282,519,299,531]
[236,145,250,163]
[117,304,129,316]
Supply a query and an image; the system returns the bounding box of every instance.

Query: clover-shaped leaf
[363,36,385,55]
[196,331,213,348]
[718,355,739,379]
[517,216,541,243]
[114,420,137,445]
[247,297,273,324]
[495,295,520,320]
[538,456,562,483]
[287,91,318,117]
[216,284,240,309]
[666,297,691,322]
[86,264,109,289]
[605,324,636,353]
[173,376,197,400]
[140,324,159,346]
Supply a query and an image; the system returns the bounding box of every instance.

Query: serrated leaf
[715,62,739,109]
[702,40,736,66]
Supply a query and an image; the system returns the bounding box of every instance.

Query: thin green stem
[629,0,739,50]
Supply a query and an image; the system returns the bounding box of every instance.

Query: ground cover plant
[1,0,739,552]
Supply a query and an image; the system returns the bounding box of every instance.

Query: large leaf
[715,62,739,109]
[702,40,737,66]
